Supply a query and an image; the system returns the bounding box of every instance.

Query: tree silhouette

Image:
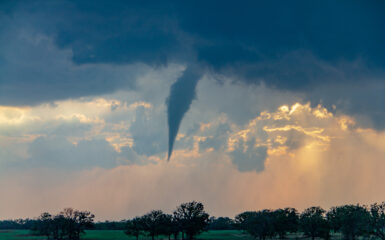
[369,202,385,240]
[158,214,174,240]
[125,217,143,240]
[272,208,299,238]
[140,210,166,240]
[33,212,52,239]
[236,210,275,240]
[173,201,209,240]
[32,208,94,240]
[300,207,330,240]
[327,205,370,240]
[208,217,235,230]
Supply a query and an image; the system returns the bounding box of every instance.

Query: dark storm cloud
[179,1,385,68]
[1,0,385,159]
[43,1,180,65]
[3,0,384,93]
[0,0,178,106]
[0,14,145,106]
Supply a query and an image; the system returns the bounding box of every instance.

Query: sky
[0,0,385,220]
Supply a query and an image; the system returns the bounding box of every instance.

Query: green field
[0,230,44,240]
[83,230,253,240]
[0,230,253,240]
[0,230,349,240]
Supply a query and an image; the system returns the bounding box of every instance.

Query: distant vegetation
[0,201,384,240]
[31,208,94,240]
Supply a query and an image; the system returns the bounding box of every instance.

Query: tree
[141,210,167,240]
[235,210,278,240]
[125,217,143,240]
[300,207,330,240]
[173,201,209,240]
[33,212,53,239]
[272,208,299,239]
[235,211,258,231]
[369,202,385,240]
[33,209,94,240]
[327,205,370,240]
[171,216,182,240]
[93,220,126,230]
[52,213,68,240]
[158,214,174,240]
[247,210,275,240]
[208,217,235,230]
[73,210,95,240]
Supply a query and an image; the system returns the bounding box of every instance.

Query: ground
[0,230,351,240]
[0,230,253,240]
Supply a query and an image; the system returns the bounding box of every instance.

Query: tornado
[166,67,200,160]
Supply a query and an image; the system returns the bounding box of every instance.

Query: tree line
[234,203,385,240]
[0,219,36,230]
[107,201,385,240]
[31,208,94,240]
[124,201,209,240]
[0,201,384,240]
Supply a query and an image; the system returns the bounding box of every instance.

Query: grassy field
[83,230,253,240]
[0,230,349,240]
[0,230,43,240]
[0,230,253,240]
